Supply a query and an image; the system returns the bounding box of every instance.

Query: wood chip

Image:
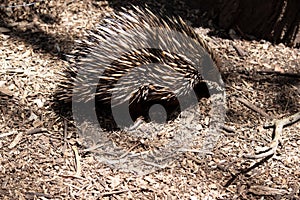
[248,185,288,196]
[8,132,23,149]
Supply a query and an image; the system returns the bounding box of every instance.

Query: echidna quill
[57,6,223,127]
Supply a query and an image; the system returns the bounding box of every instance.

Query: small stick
[101,188,140,196]
[72,145,81,176]
[27,128,48,134]
[237,97,271,119]
[256,70,300,78]
[119,143,140,159]
[0,131,17,138]
[62,119,68,155]
[8,132,23,149]
[221,124,236,133]
[0,128,47,138]
[225,154,273,187]
[245,112,300,159]
[233,44,248,57]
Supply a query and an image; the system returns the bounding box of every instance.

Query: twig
[62,119,68,155]
[233,44,248,57]
[248,185,288,196]
[270,111,300,127]
[72,146,81,176]
[221,124,236,133]
[101,188,140,196]
[227,112,300,187]
[8,132,23,149]
[0,128,47,138]
[27,128,48,134]
[237,97,271,119]
[255,70,300,78]
[25,192,53,199]
[0,131,17,138]
[59,174,88,180]
[225,154,273,187]
[127,117,144,131]
[4,128,49,148]
[244,112,300,159]
[119,143,140,159]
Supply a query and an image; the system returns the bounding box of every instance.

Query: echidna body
[59,6,222,123]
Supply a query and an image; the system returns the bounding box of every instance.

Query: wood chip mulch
[0,0,299,199]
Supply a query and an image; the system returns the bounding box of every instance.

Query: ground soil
[0,0,299,199]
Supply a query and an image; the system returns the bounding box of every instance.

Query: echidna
[58,6,223,128]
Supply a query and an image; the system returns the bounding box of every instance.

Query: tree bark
[187,0,300,47]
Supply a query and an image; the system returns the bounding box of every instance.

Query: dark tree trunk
[187,0,300,47]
